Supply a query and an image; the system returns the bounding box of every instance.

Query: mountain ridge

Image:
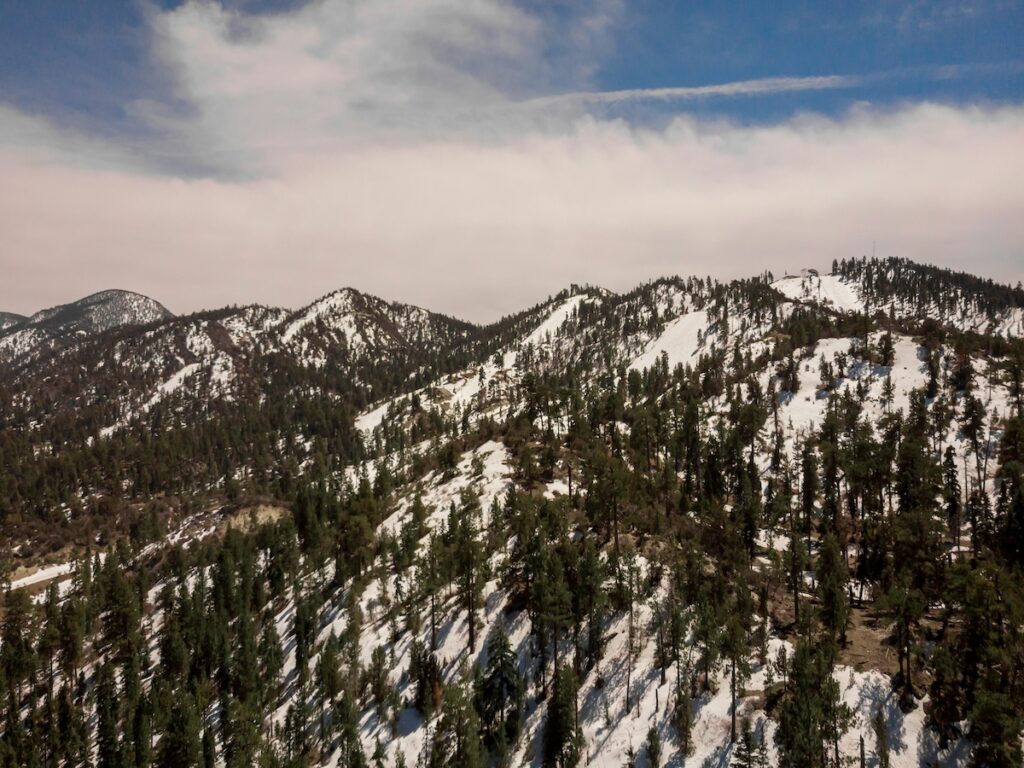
[2,255,1023,768]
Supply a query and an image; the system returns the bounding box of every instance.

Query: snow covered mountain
[0,286,477,447]
[0,289,173,369]
[2,257,1023,768]
[25,288,173,335]
[775,258,1024,338]
[278,288,473,368]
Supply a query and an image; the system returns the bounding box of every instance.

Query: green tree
[542,665,581,768]
[157,688,202,768]
[478,628,522,748]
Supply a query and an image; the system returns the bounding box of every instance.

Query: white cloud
[525,74,863,108]
[140,0,620,174]
[0,1,1022,319]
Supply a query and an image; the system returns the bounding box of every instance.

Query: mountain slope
[2,258,1023,768]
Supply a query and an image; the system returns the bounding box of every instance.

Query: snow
[773,274,864,314]
[502,294,590,369]
[9,561,75,591]
[522,295,587,350]
[630,310,714,371]
[768,334,923,435]
[12,270,1017,766]
[279,290,384,360]
[153,362,199,400]
[281,292,351,344]
[355,399,395,433]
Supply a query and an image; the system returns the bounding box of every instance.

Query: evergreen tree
[732,718,757,768]
[542,665,580,768]
[478,628,522,748]
[96,662,121,768]
[817,534,849,646]
[646,725,662,768]
[431,673,485,768]
[157,688,202,768]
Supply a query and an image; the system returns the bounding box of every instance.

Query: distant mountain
[5,260,1023,444]
[26,288,173,335]
[0,286,482,448]
[0,289,173,368]
[0,311,27,331]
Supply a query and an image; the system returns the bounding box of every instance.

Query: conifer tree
[96,661,121,768]
[542,665,580,768]
[817,534,849,646]
[732,718,757,768]
[478,628,522,748]
[157,688,202,768]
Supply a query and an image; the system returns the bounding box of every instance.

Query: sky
[1,0,1022,321]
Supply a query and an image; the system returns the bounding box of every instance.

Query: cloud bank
[1,0,1022,320]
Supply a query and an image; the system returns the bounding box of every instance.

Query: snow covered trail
[10,561,75,591]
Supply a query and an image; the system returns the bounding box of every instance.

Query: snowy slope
[277,287,470,368]
[629,309,716,371]
[26,289,173,334]
[355,292,596,438]
[772,274,864,314]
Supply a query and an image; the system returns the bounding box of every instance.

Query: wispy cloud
[523,74,862,108]
[519,61,1024,109]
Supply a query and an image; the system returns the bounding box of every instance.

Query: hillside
[1,257,1023,768]
[0,312,26,332]
[0,289,174,370]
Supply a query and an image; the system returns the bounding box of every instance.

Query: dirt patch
[224,503,287,533]
[840,606,899,677]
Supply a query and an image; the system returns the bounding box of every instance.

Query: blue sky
[0,0,1022,318]
[2,0,1021,142]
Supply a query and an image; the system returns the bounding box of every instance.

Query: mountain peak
[0,289,174,369]
[27,289,173,334]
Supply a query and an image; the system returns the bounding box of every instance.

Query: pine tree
[431,673,485,768]
[257,614,283,708]
[724,582,753,743]
[202,724,216,768]
[1,588,35,697]
[157,688,202,768]
[96,662,121,768]
[573,539,607,673]
[478,628,522,747]
[543,665,581,768]
[775,639,852,768]
[673,683,694,759]
[732,718,756,768]
[134,693,153,768]
[646,725,662,768]
[451,500,486,655]
[817,534,849,646]
[878,574,926,707]
[970,687,1023,768]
